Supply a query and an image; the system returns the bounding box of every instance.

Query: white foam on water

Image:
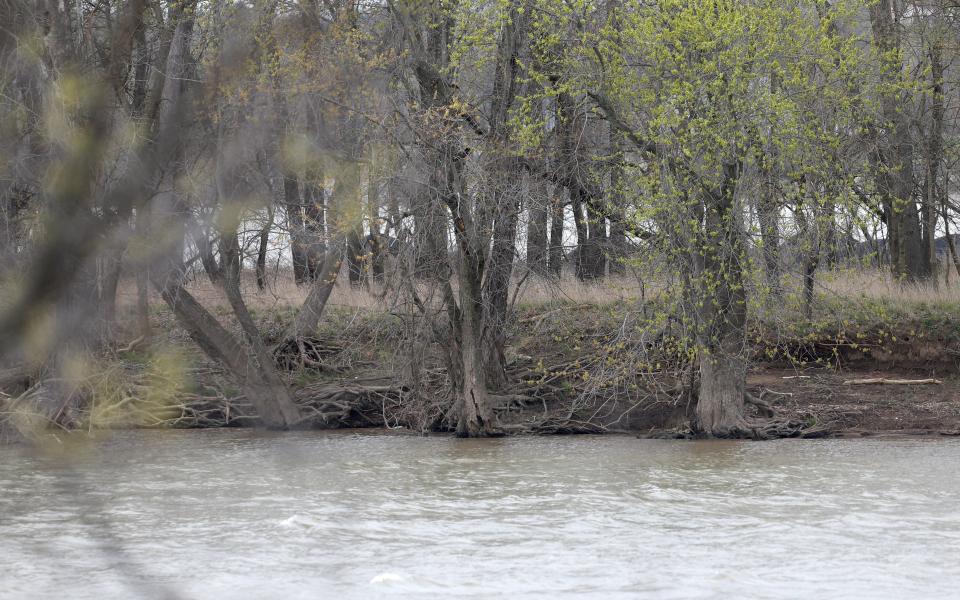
[369,572,411,585]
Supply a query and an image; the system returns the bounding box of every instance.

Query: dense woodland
[1,0,959,438]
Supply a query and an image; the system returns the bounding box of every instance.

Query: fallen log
[842,378,943,385]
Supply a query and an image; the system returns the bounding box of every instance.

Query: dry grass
[114,264,960,325]
[817,267,960,308]
[117,268,653,314]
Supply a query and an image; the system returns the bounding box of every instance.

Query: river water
[2,430,959,599]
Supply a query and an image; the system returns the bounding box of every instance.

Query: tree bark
[925,34,944,281]
[153,272,301,428]
[291,240,344,338]
[942,204,960,279]
[346,229,365,286]
[549,191,565,276]
[526,180,549,274]
[256,206,273,291]
[482,180,519,391]
[602,120,627,276]
[869,0,929,281]
[368,164,385,283]
[697,351,747,436]
[303,101,327,280]
[691,161,748,437]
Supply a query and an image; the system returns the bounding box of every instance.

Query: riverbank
[4,275,960,440]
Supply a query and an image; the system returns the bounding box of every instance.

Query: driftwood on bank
[157,376,405,429]
[842,378,943,385]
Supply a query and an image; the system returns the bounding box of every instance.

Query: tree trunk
[412,179,450,279]
[794,186,820,320]
[608,128,627,275]
[869,0,929,281]
[195,220,224,284]
[153,273,301,428]
[691,161,748,437]
[756,160,782,299]
[549,191,565,276]
[526,181,549,275]
[134,207,152,339]
[583,200,607,279]
[454,213,499,437]
[219,230,301,425]
[136,267,151,338]
[696,352,747,436]
[291,240,344,338]
[925,35,944,282]
[458,302,498,437]
[942,204,960,279]
[608,210,626,276]
[284,175,309,284]
[481,177,519,391]
[570,186,590,280]
[346,228,365,286]
[303,102,327,280]
[256,206,273,291]
[368,167,385,283]
[97,241,124,342]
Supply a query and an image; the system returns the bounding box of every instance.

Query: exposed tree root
[745,392,775,418]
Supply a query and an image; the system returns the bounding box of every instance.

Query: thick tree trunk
[526,181,549,275]
[146,5,298,428]
[756,164,782,299]
[757,195,781,298]
[454,222,499,437]
[925,36,944,281]
[150,10,194,281]
[869,0,929,281]
[696,352,747,436]
[302,103,327,280]
[582,201,607,279]
[346,228,365,286]
[691,161,748,437]
[481,179,519,391]
[412,179,450,279]
[458,310,498,437]
[478,0,525,384]
[196,224,224,284]
[284,175,310,284]
[97,242,124,342]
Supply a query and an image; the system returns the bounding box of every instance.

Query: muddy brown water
[2,430,959,599]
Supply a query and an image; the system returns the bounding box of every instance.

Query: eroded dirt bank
[5,300,960,439]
